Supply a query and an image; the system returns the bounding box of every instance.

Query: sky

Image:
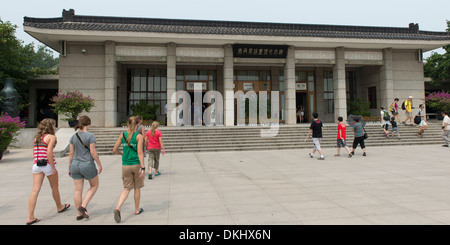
[1,0,449,58]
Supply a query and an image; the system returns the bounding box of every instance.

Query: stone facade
[23,10,450,127]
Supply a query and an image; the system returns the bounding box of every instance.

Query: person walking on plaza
[68,116,102,220]
[417,104,428,137]
[390,116,401,139]
[305,112,325,160]
[380,107,391,138]
[390,98,401,122]
[145,121,165,179]
[27,118,71,225]
[442,111,450,147]
[335,117,352,158]
[402,96,414,126]
[351,117,367,157]
[112,116,146,223]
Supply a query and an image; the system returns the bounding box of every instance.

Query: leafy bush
[130,100,159,120]
[348,98,371,117]
[0,113,26,152]
[50,90,95,122]
[425,90,450,113]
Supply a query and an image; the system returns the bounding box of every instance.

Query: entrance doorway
[36,89,58,126]
[296,92,307,123]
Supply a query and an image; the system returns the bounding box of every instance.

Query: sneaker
[348,154,352,158]
[443,145,449,147]
[155,171,161,176]
[309,153,313,158]
[362,152,366,157]
[318,156,325,160]
[148,173,153,179]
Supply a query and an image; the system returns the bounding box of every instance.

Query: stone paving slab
[1,144,450,225]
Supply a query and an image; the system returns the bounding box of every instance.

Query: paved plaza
[1,144,450,225]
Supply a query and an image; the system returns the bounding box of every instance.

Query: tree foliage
[424,21,450,84]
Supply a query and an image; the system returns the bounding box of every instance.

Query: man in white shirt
[442,111,450,147]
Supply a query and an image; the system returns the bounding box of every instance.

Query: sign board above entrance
[233,44,288,58]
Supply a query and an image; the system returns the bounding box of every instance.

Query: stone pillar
[223,44,234,126]
[333,47,347,121]
[284,46,296,125]
[166,42,176,127]
[104,41,118,127]
[380,48,394,109]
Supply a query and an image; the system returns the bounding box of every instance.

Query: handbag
[363,127,369,139]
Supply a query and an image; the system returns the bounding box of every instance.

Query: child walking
[305,112,325,160]
[390,116,401,139]
[335,117,352,158]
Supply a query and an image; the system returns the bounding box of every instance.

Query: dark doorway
[36,89,58,126]
[188,92,206,126]
[296,92,307,123]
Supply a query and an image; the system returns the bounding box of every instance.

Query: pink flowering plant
[425,90,450,113]
[0,113,26,152]
[50,90,95,122]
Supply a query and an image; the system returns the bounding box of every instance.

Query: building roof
[23,9,450,52]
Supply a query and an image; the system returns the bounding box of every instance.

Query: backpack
[401,101,406,110]
[383,110,390,121]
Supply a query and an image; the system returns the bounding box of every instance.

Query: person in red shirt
[335,117,352,158]
[145,121,165,179]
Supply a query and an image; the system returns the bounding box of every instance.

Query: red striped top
[33,134,57,165]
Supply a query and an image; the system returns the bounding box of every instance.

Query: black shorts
[352,136,365,149]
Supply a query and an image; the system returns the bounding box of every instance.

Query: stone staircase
[84,121,444,155]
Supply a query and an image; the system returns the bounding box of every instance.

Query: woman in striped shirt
[26,118,70,225]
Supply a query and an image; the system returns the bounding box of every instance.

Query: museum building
[23,9,450,127]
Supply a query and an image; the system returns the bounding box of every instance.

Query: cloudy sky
[1,0,449,57]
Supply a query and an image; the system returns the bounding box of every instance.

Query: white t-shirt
[443,115,450,131]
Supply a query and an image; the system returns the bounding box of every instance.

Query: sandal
[135,208,144,215]
[58,203,71,213]
[78,206,89,219]
[76,215,84,221]
[26,218,41,225]
[114,209,121,223]
[334,154,340,157]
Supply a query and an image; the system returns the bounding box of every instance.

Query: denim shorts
[70,160,98,180]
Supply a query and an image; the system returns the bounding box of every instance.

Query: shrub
[50,90,95,122]
[0,113,26,152]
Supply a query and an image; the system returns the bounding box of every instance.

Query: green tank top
[121,131,139,165]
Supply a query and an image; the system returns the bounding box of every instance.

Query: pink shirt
[146,130,162,150]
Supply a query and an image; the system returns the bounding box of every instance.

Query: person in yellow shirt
[402,96,413,126]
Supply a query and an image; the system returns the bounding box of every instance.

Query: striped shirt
[33,134,57,165]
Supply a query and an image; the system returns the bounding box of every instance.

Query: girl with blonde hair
[112,116,145,223]
[27,118,70,225]
[145,121,165,179]
[68,115,102,220]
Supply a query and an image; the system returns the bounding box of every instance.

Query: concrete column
[223,44,234,126]
[380,48,394,109]
[104,41,118,127]
[166,42,176,127]
[333,47,347,121]
[284,46,296,125]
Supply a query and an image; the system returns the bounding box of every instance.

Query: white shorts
[419,121,427,127]
[32,163,58,176]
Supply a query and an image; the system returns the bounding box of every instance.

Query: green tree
[424,21,450,84]
[0,19,36,82]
